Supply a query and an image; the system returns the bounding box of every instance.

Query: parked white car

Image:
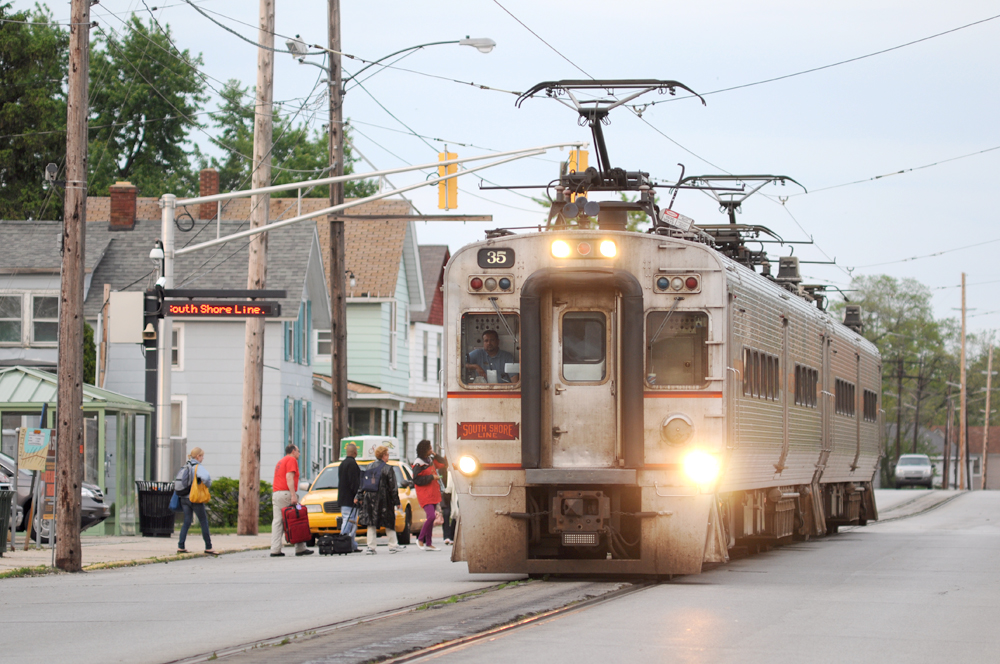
[894,454,934,489]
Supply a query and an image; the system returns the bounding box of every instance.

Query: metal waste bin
[135,481,176,537]
[0,489,13,555]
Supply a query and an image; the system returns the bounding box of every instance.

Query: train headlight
[458,455,480,476]
[682,449,720,485]
[599,240,617,257]
[551,240,571,258]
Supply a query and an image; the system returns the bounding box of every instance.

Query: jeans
[179,498,212,550]
[271,491,306,554]
[340,505,360,551]
[419,504,437,546]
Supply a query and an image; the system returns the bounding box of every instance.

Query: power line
[491,0,592,79]
[631,12,1000,109]
[855,237,1000,269]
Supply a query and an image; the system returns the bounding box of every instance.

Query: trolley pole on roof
[328,0,350,456]
[54,0,90,572]
[236,0,276,536]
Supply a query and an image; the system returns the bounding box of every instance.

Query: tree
[87,16,207,197]
[0,2,68,220]
[197,80,376,199]
[83,322,95,384]
[530,192,654,230]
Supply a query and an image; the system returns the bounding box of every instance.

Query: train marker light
[685,276,699,289]
[458,455,481,476]
[551,240,571,258]
[577,242,592,256]
[498,277,511,290]
[656,277,670,290]
[682,449,720,485]
[599,240,617,257]
[671,277,683,291]
[470,277,484,290]
[485,277,498,291]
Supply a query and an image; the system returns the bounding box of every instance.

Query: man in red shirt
[270,444,314,557]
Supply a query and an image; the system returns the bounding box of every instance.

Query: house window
[171,324,184,370]
[389,301,398,369]
[31,295,58,344]
[170,396,186,439]
[422,330,429,381]
[315,329,331,357]
[284,322,294,361]
[436,333,441,382]
[0,295,22,343]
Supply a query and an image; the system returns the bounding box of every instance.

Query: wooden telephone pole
[329,0,349,450]
[982,343,994,490]
[55,0,90,571]
[959,272,968,490]
[237,0,274,535]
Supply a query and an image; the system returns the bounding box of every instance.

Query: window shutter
[283,396,290,448]
[305,301,312,365]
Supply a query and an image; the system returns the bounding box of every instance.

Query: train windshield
[461,313,520,386]
[645,311,709,387]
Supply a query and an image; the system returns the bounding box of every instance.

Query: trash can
[135,481,176,537]
[0,489,13,555]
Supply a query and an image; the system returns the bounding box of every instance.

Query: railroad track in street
[167,577,652,664]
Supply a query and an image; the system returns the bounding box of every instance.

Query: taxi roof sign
[340,436,401,461]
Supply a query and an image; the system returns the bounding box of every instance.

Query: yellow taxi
[300,436,426,544]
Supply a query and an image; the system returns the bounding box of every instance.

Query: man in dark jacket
[338,443,361,552]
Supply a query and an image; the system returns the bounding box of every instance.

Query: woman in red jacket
[412,440,448,551]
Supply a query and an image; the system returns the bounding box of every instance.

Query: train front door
[547,288,618,468]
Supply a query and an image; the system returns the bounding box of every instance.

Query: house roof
[312,199,417,300]
[0,365,153,411]
[931,425,1000,455]
[0,220,112,275]
[0,202,320,319]
[404,397,442,414]
[412,245,449,325]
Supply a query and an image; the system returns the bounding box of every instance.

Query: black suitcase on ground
[318,534,354,555]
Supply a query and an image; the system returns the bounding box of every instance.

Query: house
[313,200,426,462]
[403,245,450,457]
[0,173,332,485]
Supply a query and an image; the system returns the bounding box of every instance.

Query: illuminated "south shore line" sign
[165,301,281,317]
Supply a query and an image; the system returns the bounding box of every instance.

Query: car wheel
[396,507,412,545]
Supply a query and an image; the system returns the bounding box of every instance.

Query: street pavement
[0,536,519,664]
[418,490,1000,663]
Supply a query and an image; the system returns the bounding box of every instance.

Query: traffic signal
[567,149,588,202]
[438,152,458,210]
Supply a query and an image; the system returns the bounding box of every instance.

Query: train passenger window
[460,313,520,386]
[742,346,780,401]
[835,378,856,416]
[646,311,708,387]
[863,389,878,422]
[794,364,818,408]
[562,312,606,382]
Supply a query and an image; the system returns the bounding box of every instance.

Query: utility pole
[328,0,349,451]
[959,272,968,490]
[912,357,926,454]
[237,0,274,535]
[943,389,952,490]
[895,355,904,462]
[982,343,994,490]
[55,0,90,572]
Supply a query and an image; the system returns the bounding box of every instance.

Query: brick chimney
[109,181,136,230]
[199,168,220,220]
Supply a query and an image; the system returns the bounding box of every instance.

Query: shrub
[206,477,273,527]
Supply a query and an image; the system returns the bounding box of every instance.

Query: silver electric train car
[442,80,881,577]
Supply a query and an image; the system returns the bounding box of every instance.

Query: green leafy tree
[197,80,376,199]
[83,321,95,384]
[0,2,68,220]
[87,16,207,197]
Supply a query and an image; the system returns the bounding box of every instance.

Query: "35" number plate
[477,247,515,268]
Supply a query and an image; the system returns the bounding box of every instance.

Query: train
[442,80,882,576]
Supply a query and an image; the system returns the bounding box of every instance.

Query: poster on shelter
[18,428,52,471]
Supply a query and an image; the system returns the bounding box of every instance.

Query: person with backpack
[338,443,361,552]
[358,445,404,554]
[175,447,217,555]
[411,440,448,551]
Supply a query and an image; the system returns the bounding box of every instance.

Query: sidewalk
[0,532,272,573]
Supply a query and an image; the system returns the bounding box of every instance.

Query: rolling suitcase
[319,509,357,555]
[282,504,312,545]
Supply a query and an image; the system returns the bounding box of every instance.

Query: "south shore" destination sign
[166,301,281,317]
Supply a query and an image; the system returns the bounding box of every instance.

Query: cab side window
[460,313,520,387]
[646,311,709,387]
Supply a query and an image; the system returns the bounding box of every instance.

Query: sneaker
[365,548,377,555]
[295,549,315,557]
[424,544,440,551]
[388,545,404,554]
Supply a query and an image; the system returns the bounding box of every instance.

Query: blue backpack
[360,460,385,493]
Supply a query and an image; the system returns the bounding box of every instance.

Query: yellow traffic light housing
[438,151,458,209]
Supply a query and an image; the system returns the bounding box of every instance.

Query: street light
[288,36,497,90]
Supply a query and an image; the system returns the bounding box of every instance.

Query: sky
[19,0,1000,334]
